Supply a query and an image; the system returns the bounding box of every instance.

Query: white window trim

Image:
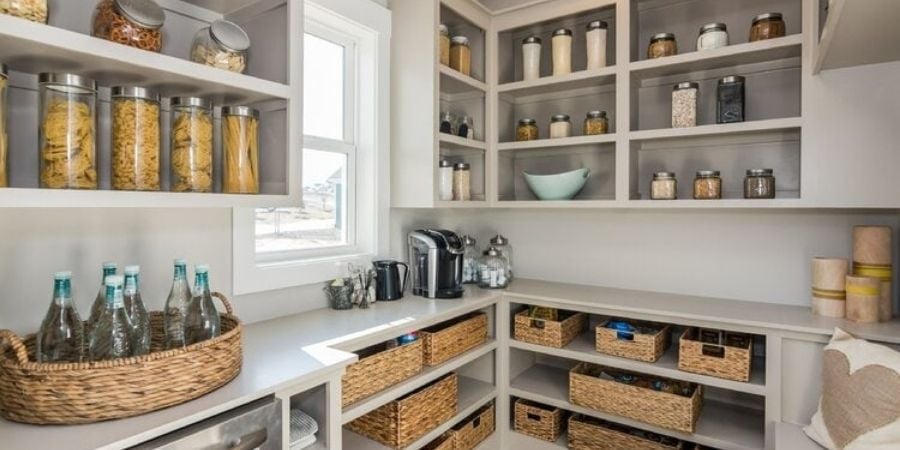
[232,0,391,295]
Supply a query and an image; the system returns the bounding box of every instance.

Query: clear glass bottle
[92,0,165,53]
[88,261,118,331]
[89,275,133,361]
[37,271,84,363]
[184,264,221,345]
[39,73,98,190]
[111,86,161,191]
[123,265,150,356]
[462,235,480,284]
[164,258,191,349]
[191,20,250,73]
[0,0,48,23]
[457,115,474,139]
[0,64,7,187]
[222,106,260,194]
[490,235,514,281]
[170,97,213,192]
[478,247,510,289]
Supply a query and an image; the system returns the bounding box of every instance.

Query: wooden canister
[852,226,893,321]
[845,275,881,323]
[811,257,849,318]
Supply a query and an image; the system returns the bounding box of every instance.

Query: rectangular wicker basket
[513,398,565,442]
[420,312,488,366]
[569,414,685,450]
[514,309,586,348]
[347,372,458,449]
[450,401,495,450]
[596,319,671,363]
[342,339,424,407]
[569,362,703,433]
[678,328,752,382]
[422,432,456,450]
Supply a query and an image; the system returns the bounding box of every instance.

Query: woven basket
[569,362,702,433]
[423,432,456,450]
[347,372,458,449]
[449,401,495,450]
[569,414,684,450]
[678,328,752,382]
[342,339,424,407]
[420,312,488,366]
[513,398,565,442]
[0,293,242,425]
[514,309,586,348]
[596,319,671,363]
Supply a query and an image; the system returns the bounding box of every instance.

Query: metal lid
[551,114,570,122]
[170,96,211,109]
[438,24,448,34]
[483,246,502,257]
[451,36,469,45]
[222,105,260,118]
[719,75,746,84]
[673,81,699,91]
[650,32,676,43]
[518,118,536,125]
[746,168,774,176]
[752,12,783,24]
[111,86,160,102]
[462,235,477,246]
[586,110,607,119]
[653,171,676,179]
[587,20,608,31]
[454,162,470,170]
[552,28,573,37]
[38,73,98,92]
[490,235,509,246]
[0,64,6,77]
[439,159,453,168]
[113,0,165,30]
[699,22,727,34]
[696,170,720,177]
[522,36,542,45]
[209,20,251,52]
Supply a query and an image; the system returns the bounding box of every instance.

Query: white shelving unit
[813,0,900,74]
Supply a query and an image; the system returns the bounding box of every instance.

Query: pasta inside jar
[92,0,165,53]
[39,73,98,190]
[191,20,250,74]
[222,106,260,194]
[0,0,48,23]
[111,87,160,191]
[170,97,213,193]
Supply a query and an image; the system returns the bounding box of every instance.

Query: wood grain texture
[845,276,881,324]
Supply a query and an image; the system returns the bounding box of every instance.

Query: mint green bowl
[523,168,591,201]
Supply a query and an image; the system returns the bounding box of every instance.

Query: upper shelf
[629,117,803,143]
[440,65,487,95]
[0,188,293,208]
[814,0,900,74]
[498,66,617,99]
[498,134,616,151]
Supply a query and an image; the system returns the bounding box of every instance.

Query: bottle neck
[193,273,209,297]
[101,267,116,285]
[174,264,187,281]
[53,279,72,305]
[105,284,124,308]
[124,273,139,296]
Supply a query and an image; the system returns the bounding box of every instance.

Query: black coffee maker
[373,260,409,301]
[408,229,464,299]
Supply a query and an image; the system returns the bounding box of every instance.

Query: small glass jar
[439,24,450,66]
[749,12,786,42]
[516,118,538,141]
[693,170,722,200]
[222,106,260,194]
[0,64,6,187]
[111,86,160,191]
[650,172,677,200]
[672,81,699,128]
[717,75,746,124]
[490,235,513,281]
[453,162,471,201]
[478,247,509,289]
[744,169,775,199]
[648,32,677,59]
[550,114,571,139]
[583,110,608,135]
[191,20,250,73]
[92,0,165,53]
[551,28,573,76]
[586,20,608,70]
[39,73,98,190]
[457,115,474,139]
[522,36,542,81]
[170,97,213,193]
[440,111,455,135]
[462,235,480,284]
[438,159,453,201]
[0,0,48,23]
[450,36,471,76]
[697,22,728,51]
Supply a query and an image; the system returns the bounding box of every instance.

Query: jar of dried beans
[111,86,160,191]
[170,97,213,193]
[92,0,165,53]
[0,0,48,23]
[39,73,98,190]
[647,32,677,59]
[191,20,250,74]
[693,170,722,200]
[749,12,785,42]
[222,106,260,194]
[672,81,698,128]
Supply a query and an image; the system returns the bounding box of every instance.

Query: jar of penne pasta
[111,86,160,191]
[169,96,213,193]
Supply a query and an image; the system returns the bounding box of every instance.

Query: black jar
[717,75,745,124]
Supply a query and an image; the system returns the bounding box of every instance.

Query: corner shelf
[498,134,616,151]
[813,0,900,74]
[497,66,617,98]
[440,65,488,94]
[629,118,803,142]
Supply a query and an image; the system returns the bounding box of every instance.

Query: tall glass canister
[0,64,7,187]
[39,73,98,189]
[222,106,260,194]
[111,86,161,191]
[170,97,213,192]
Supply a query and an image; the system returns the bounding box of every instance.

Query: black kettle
[373,260,409,301]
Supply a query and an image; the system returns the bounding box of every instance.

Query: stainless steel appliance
[408,229,464,299]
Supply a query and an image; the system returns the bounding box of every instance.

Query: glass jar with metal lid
[0,63,7,187]
[744,168,775,199]
[191,20,250,74]
[648,32,677,59]
[693,170,722,200]
[461,235,480,284]
[584,110,608,135]
[439,24,450,66]
[650,172,677,200]
[586,20,608,70]
[490,235,513,281]
[749,12,785,42]
[170,96,213,193]
[549,113,571,139]
[516,118,538,141]
[717,75,745,124]
[672,81,699,128]
[39,73,98,190]
[222,105,260,194]
[552,28,573,76]
[478,247,509,289]
[0,0,48,23]
[92,0,165,52]
[450,36,471,76]
[111,86,160,191]
[452,162,471,201]
[522,36,542,81]
[697,22,728,50]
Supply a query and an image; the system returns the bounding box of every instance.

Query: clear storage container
[453,162,471,201]
[522,36,542,81]
[0,64,6,187]
[697,23,728,50]
[648,32,677,59]
[478,247,509,289]
[450,36,471,76]
[551,28,573,76]
[516,118,538,141]
[672,81,699,128]
[39,73,98,190]
[111,86,160,191]
[717,75,745,124]
[550,114,571,139]
[191,20,250,74]
[744,168,775,199]
[749,12,785,42]
[693,170,722,200]
[92,0,165,53]
[222,106,260,194]
[650,172,677,200]
[586,20,608,70]
[0,0,48,23]
[462,235,479,284]
[170,97,213,193]
[439,24,450,66]
[583,110,608,135]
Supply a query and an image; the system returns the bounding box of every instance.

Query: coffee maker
[408,229,465,299]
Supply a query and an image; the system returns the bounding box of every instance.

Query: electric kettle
[373,260,409,301]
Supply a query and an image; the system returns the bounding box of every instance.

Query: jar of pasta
[111,86,160,191]
[191,20,250,74]
[583,110,608,135]
[92,0,165,53]
[39,73,98,190]
[0,64,7,187]
[647,32,677,59]
[170,97,213,193]
[516,118,538,141]
[0,0,48,23]
[450,36,471,76]
[749,12,785,42]
[222,106,260,194]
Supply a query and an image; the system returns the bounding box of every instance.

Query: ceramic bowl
[523,168,591,201]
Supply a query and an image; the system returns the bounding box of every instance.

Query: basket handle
[0,329,29,365]
[212,292,234,315]
[701,344,726,358]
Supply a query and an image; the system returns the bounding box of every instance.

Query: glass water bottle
[164,258,192,349]
[37,271,84,363]
[89,275,133,361]
[88,261,117,331]
[123,265,150,356]
[184,264,220,345]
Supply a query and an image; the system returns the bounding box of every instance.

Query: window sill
[235,251,374,296]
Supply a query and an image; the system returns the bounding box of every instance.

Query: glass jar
[478,247,509,289]
[650,172,677,200]
[438,159,453,201]
[462,235,480,284]
[717,75,745,124]
[586,20,608,70]
[39,73,98,190]
[92,0,165,53]
[450,36,471,76]
[648,32,677,59]
[672,81,698,128]
[584,110,608,135]
[522,36,542,81]
[551,28,573,76]
[744,168,775,199]
[191,20,250,73]
[111,86,160,191]
[440,111,455,135]
[222,106,260,194]
[170,97,213,193]
[516,118,538,141]
[0,0,47,23]
[457,115,474,139]
[453,162,471,201]
[490,235,513,281]
[439,24,450,66]
[0,64,6,187]
[550,114,571,139]
[693,170,722,200]
[697,22,728,50]
[749,12,785,42]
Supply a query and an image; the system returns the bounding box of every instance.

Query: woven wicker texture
[0,293,242,425]
[450,401,495,450]
[513,398,565,442]
[514,309,586,348]
[678,328,752,382]
[347,372,458,449]
[569,414,684,450]
[421,312,488,366]
[342,339,424,407]
[422,432,456,450]
[596,319,671,363]
[569,362,703,433]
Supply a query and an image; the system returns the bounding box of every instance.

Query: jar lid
[102,261,118,270]
[522,36,542,45]
[54,271,73,280]
[38,73,98,92]
[195,264,210,274]
[209,20,251,52]
[222,105,260,119]
[752,12,783,24]
[124,265,140,275]
[105,274,125,287]
[696,170,720,177]
[171,96,211,109]
[673,81,699,91]
[719,75,746,84]
[746,168,774,176]
[650,32,676,43]
[111,86,160,102]
[483,246,502,257]
[699,22,727,34]
[463,235,476,246]
[490,234,509,246]
[552,28,573,37]
[653,171,676,179]
[451,36,469,45]
[113,0,165,30]
[454,162,471,170]
[587,20,608,30]
[518,118,536,125]
[551,114,570,122]
[586,110,607,118]
[439,159,453,168]
[438,24,448,34]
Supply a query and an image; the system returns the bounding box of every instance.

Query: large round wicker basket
[0,292,242,425]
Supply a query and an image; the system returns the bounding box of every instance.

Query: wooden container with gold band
[852,226,893,322]
[845,275,881,323]
[811,257,849,318]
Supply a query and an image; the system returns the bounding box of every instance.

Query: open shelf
[439,134,488,151]
[629,117,802,142]
[440,65,488,94]
[0,188,292,208]
[498,144,616,202]
[507,429,568,449]
[498,66,616,98]
[814,0,900,74]
[498,134,616,152]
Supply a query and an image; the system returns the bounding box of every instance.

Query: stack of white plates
[289,409,319,450]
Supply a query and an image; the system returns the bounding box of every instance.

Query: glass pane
[304,33,345,140]
[256,149,348,253]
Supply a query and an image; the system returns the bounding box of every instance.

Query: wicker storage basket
[569,414,684,450]
[347,372,458,449]
[678,328,752,382]
[596,319,671,363]
[342,339,424,407]
[449,401,495,450]
[0,293,242,425]
[514,309,586,348]
[513,398,565,442]
[420,312,488,366]
[422,432,455,450]
[569,362,702,433]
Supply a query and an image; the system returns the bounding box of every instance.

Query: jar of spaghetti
[450,36,471,76]
[92,0,165,53]
[39,73,98,190]
[170,97,213,193]
[111,86,160,191]
[222,106,260,194]
[0,0,48,23]
[749,13,785,42]
[191,20,251,74]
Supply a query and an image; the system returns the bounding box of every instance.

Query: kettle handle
[398,262,410,294]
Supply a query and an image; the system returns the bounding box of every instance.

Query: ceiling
[474,0,551,13]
